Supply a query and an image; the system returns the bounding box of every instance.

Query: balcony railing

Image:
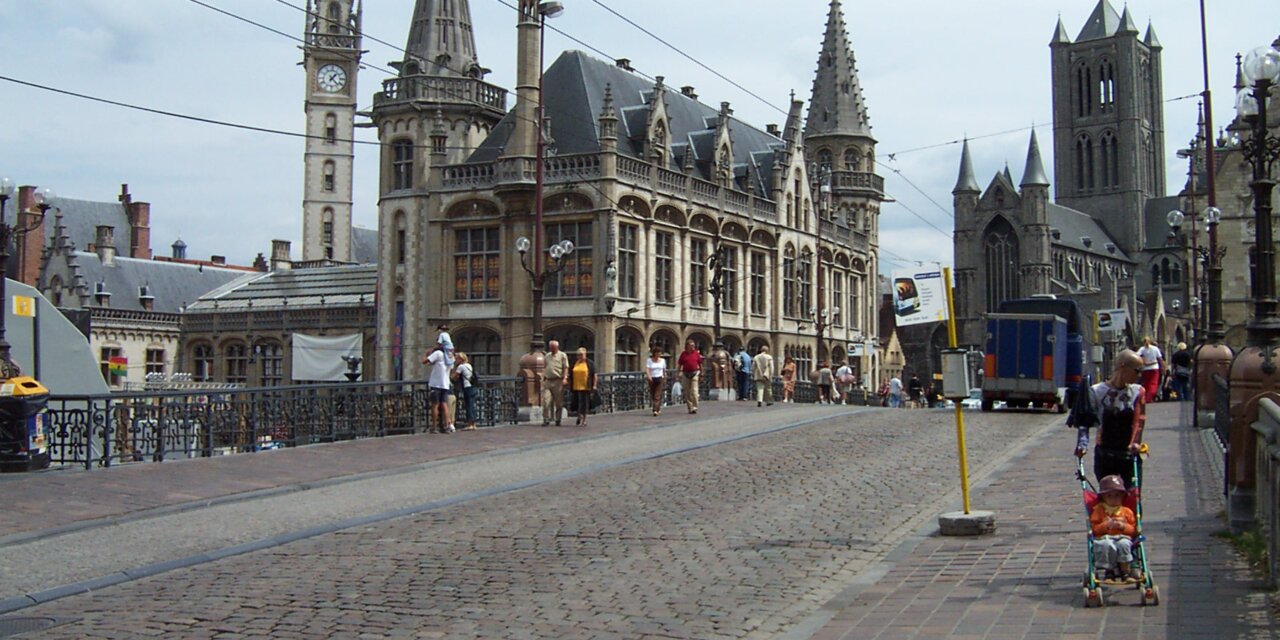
[830,171,885,194]
[375,75,507,111]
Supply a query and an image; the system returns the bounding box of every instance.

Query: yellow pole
[942,267,972,514]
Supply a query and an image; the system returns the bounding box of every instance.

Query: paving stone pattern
[15,408,1052,639]
[809,402,1279,640]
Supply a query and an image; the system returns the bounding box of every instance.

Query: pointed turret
[1144,21,1161,49]
[1118,6,1139,33]
[404,0,485,77]
[1051,16,1072,45]
[804,0,871,138]
[953,139,980,195]
[1020,131,1050,187]
[1076,0,1121,41]
[1235,53,1246,91]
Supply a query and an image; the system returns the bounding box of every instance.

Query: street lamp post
[810,305,839,366]
[0,179,53,379]
[1226,43,1280,533]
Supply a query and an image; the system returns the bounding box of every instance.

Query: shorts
[429,387,452,404]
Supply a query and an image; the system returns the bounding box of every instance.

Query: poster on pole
[891,268,948,327]
[1095,308,1129,334]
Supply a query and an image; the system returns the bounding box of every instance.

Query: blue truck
[981,297,1088,413]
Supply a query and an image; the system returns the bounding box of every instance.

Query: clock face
[316,64,347,92]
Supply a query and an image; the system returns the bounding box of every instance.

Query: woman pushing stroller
[1068,349,1159,605]
[1070,350,1147,487]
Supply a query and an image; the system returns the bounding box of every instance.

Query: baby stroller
[1077,454,1160,607]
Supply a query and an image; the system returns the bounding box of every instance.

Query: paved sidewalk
[0,397,769,540]
[807,402,1278,639]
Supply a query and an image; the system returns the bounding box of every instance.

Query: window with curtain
[225,344,248,385]
[454,227,500,300]
[546,222,593,298]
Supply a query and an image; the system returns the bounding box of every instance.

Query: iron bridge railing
[41,378,523,470]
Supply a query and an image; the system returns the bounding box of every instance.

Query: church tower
[804,0,885,343]
[301,0,362,262]
[1049,0,1164,255]
[371,0,507,380]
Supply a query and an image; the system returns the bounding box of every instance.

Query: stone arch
[721,222,749,242]
[618,195,651,218]
[834,252,850,268]
[615,326,644,372]
[446,199,499,218]
[649,328,680,360]
[545,324,595,358]
[690,213,718,234]
[749,229,776,248]
[454,327,502,375]
[686,331,713,355]
[747,336,770,355]
[719,334,743,354]
[654,204,686,227]
[550,191,594,214]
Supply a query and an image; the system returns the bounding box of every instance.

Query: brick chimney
[138,284,155,311]
[95,225,117,266]
[271,240,292,271]
[121,184,152,260]
[14,185,47,286]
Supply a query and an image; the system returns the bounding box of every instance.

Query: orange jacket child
[1090,501,1136,538]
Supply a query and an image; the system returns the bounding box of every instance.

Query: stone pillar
[1227,346,1280,533]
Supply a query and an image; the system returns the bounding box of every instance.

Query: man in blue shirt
[735,348,752,401]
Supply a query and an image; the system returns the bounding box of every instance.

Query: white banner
[292,333,362,381]
[1095,308,1129,333]
[891,269,949,327]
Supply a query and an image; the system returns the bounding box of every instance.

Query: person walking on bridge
[677,340,703,414]
[1071,349,1147,488]
[752,346,775,407]
[542,340,569,426]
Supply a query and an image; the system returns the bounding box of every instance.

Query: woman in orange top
[569,347,597,426]
[1090,474,1139,581]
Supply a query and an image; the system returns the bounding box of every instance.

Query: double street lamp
[516,235,575,353]
[0,179,55,378]
[810,305,839,364]
[1235,44,1280,347]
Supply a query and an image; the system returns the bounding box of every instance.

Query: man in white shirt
[423,346,454,433]
[1136,336,1164,403]
[835,363,854,405]
[889,375,903,409]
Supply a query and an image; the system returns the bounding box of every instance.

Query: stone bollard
[938,510,997,536]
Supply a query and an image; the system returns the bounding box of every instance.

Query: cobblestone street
[6,405,1052,639]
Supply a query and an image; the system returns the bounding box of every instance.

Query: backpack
[469,367,481,386]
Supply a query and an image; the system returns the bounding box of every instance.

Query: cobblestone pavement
[808,401,1278,640]
[6,406,1055,639]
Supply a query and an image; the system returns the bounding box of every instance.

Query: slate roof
[351,226,378,264]
[1076,0,1123,41]
[1047,203,1132,262]
[70,252,250,313]
[186,264,377,311]
[1142,195,1183,252]
[49,197,132,254]
[468,50,784,195]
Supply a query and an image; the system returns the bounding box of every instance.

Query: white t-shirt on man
[427,350,450,389]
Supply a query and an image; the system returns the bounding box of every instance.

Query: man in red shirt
[676,340,703,414]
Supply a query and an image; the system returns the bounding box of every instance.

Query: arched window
[615,327,643,372]
[1097,131,1119,188]
[324,113,337,143]
[984,218,1020,312]
[798,249,814,319]
[545,325,595,361]
[455,328,502,376]
[1098,59,1115,111]
[816,149,833,172]
[649,330,680,371]
[1076,63,1093,117]
[1075,135,1094,191]
[783,246,797,318]
[193,344,214,382]
[843,148,860,171]
[323,160,336,192]
[224,343,248,384]
[1151,262,1162,285]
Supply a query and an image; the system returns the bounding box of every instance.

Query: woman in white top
[645,346,668,416]
[453,352,478,430]
[1136,337,1163,403]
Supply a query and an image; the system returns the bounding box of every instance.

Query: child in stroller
[1090,474,1139,582]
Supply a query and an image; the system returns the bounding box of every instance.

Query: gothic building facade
[372,0,885,383]
[954,0,1191,351]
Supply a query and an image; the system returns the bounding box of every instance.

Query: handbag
[590,389,602,410]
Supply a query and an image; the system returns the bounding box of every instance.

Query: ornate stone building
[954,1,1192,351]
[372,0,884,382]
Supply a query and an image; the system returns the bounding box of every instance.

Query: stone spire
[804,0,871,138]
[1051,16,1072,44]
[1076,0,1122,41]
[1020,130,1050,187]
[1118,6,1139,33]
[1144,21,1161,49]
[403,0,485,77]
[953,139,980,194]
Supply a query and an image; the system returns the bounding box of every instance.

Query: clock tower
[302,0,362,262]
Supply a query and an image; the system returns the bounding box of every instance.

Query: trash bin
[0,377,51,472]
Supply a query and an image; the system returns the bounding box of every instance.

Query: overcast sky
[2,0,1276,273]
